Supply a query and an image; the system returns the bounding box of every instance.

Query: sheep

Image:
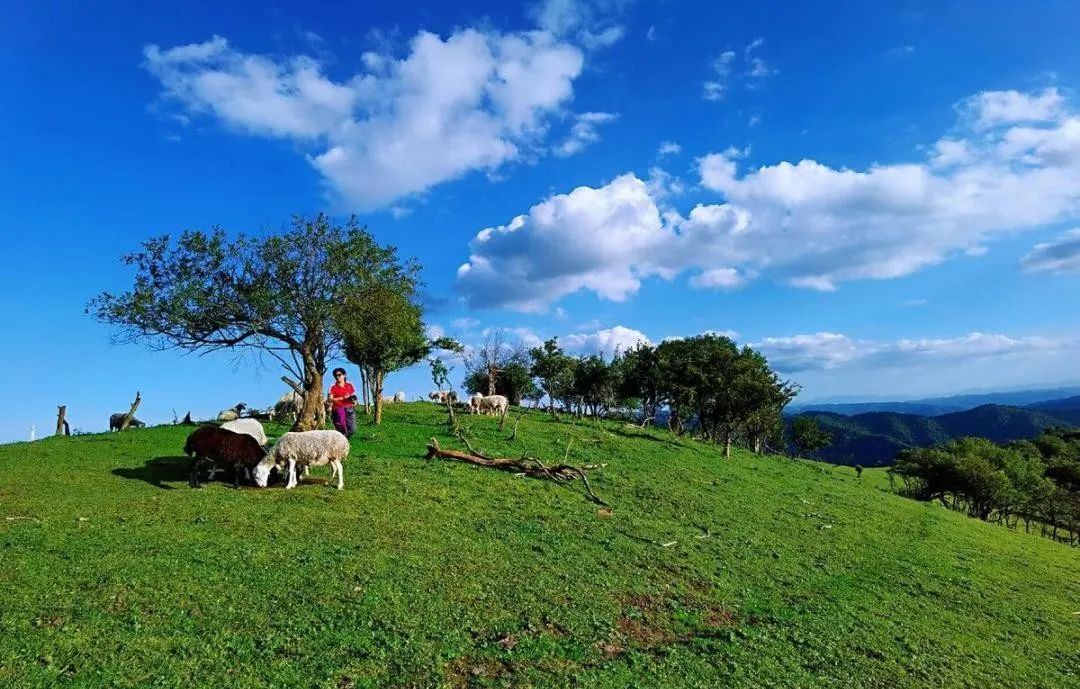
[220,418,268,447]
[393,391,406,404]
[216,403,247,422]
[108,413,146,431]
[270,391,302,422]
[468,393,484,414]
[183,425,266,488]
[253,430,349,490]
[478,394,509,417]
[428,390,458,404]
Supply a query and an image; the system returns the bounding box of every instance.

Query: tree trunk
[293,349,325,431]
[373,369,385,425]
[55,405,68,436]
[119,392,142,431]
[486,365,498,396]
[724,434,732,459]
[360,366,370,415]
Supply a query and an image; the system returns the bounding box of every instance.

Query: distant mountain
[791,386,1080,416]
[789,402,964,416]
[791,404,1076,467]
[1027,396,1080,424]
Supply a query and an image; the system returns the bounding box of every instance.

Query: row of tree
[461,332,798,458]
[890,429,1080,545]
[89,214,798,448]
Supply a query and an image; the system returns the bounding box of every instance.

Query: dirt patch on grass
[599,592,741,658]
[445,656,512,688]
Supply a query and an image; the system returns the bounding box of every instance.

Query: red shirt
[330,381,356,409]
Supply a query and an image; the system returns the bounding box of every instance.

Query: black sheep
[183,426,266,488]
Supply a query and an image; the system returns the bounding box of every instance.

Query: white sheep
[216,403,247,422]
[270,391,302,422]
[468,393,484,414]
[393,391,406,403]
[478,394,509,416]
[220,418,268,447]
[253,430,350,490]
[429,390,459,404]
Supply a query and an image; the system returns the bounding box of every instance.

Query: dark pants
[332,406,356,437]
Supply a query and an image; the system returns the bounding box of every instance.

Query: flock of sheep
[184,420,349,490]
[175,390,509,491]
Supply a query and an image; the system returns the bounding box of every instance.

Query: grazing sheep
[216,403,247,422]
[478,394,509,417]
[468,393,484,414]
[270,391,302,422]
[183,426,266,488]
[429,390,458,404]
[109,413,146,431]
[393,391,406,404]
[220,418,268,447]
[253,430,350,490]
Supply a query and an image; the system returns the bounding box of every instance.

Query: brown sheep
[183,426,266,488]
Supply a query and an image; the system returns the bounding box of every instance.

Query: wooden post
[119,391,142,431]
[55,405,69,436]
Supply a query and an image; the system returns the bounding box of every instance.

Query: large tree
[336,282,428,425]
[89,214,417,430]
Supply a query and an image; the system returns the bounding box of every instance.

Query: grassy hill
[796,404,1076,466]
[1,404,1077,688]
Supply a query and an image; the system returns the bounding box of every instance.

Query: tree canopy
[89,214,418,429]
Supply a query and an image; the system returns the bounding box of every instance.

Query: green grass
[1,404,1077,688]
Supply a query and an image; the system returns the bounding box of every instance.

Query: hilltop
[1,404,1076,688]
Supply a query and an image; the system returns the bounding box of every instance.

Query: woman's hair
[332,367,347,378]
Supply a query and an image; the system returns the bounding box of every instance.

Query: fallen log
[423,437,607,506]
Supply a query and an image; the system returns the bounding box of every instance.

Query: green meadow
[1,404,1076,688]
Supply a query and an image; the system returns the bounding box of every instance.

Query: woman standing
[328,367,357,438]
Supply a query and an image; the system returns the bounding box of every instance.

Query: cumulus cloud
[1021,228,1080,273]
[456,173,669,311]
[144,24,598,209]
[755,331,1077,374]
[959,87,1065,129]
[456,86,1080,310]
[563,325,650,355]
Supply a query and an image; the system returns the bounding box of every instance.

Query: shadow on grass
[111,455,192,490]
[607,425,685,448]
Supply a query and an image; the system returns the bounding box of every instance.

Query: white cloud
[646,25,657,42]
[1021,228,1080,273]
[689,267,746,290]
[563,325,650,355]
[748,114,761,127]
[743,37,777,80]
[531,0,627,50]
[144,26,591,209]
[755,331,1077,373]
[960,87,1065,130]
[702,50,735,101]
[657,140,682,156]
[456,87,1080,310]
[456,173,669,311]
[554,111,618,156]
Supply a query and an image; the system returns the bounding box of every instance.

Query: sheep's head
[253,455,275,487]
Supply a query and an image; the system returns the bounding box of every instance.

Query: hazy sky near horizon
[3,0,1080,441]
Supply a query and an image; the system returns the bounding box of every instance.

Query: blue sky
[3,0,1080,442]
